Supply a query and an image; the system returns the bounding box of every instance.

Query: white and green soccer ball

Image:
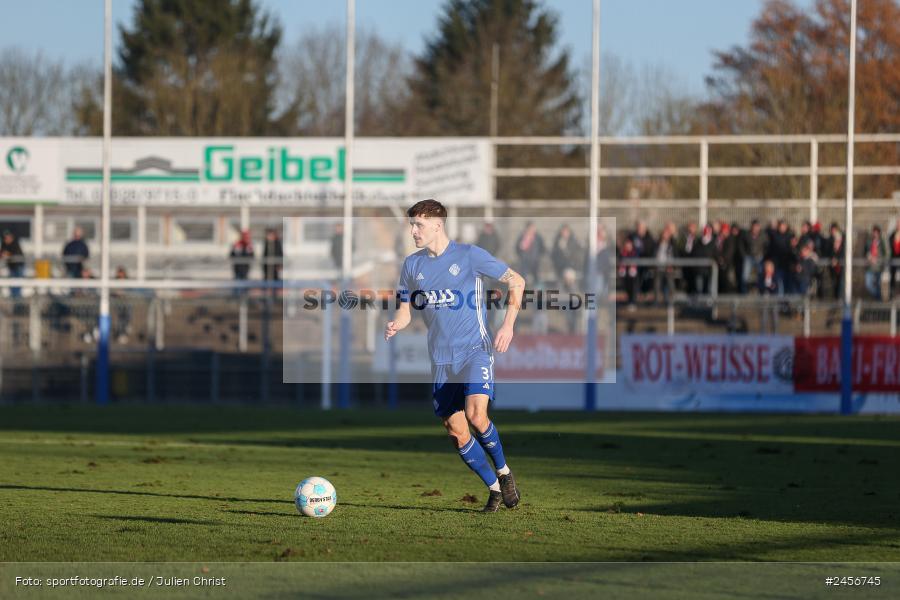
[294,476,337,518]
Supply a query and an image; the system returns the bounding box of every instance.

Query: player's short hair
[407,199,447,221]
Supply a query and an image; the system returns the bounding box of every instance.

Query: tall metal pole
[490,43,499,138]
[337,0,355,409]
[486,42,499,221]
[840,0,858,415]
[584,0,600,411]
[96,0,112,406]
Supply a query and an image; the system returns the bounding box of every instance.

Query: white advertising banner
[372,332,430,375]
[620,334,794,394]
[0,138,61,203]
[41,137,488,207]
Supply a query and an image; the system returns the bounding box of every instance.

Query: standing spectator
[889,218,900,299]
[717,222,737,294]
[863,225,887,300]
[823,225,845,300]
[515,222,545,285]
[797,221,815,251]
[230,229,254,285]
[794,241,818,295]
[733,222,749,294]
[678,222,699,294]
[476,222,501,257]
[654,223,676,304]
[550,224,582,285]
[330,223,344,269]
[744,219,767,295]
[550,224,582,332]
[786,235,801,294]
[618,238,639,309]
[584,225,613,299]
[809,222,826,298]
[766,220,793,294]
[695,224,717,295]
[1,230,25,298]
[629,221,656,299]
[62,226,89,279]
[112,266,132,343]
[262,228,284,284]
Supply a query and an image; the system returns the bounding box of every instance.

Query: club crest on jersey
[448,263,461,276]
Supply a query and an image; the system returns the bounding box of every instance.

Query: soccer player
[385,199,524,512]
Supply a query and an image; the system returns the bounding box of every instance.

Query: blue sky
[0,0,813,95]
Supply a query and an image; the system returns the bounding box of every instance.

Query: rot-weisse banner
[794,336,900,392]
[621,334,795,394]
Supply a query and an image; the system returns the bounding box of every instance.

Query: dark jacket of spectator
[889,225,900,262]
[794,247,818,295]
[62,235,89,278]
[263,231,284,281]
[863,231,888,273]
[550,225,583,282]
[1,233,25,269]
[766,225,794,273]
[476,224,501,257]
[747,226,767,262]
[515,223,545,284]
[230,230,254,280]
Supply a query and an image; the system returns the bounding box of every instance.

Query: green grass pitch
[1,406,899,562]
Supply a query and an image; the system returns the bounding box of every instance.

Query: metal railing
[490,133,900,224]
[649,295,899,337]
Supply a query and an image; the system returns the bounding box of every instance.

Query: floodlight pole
[337,0,355,410]
[584,0,601,411]
[96,0,112,406]
[840,0,858,415]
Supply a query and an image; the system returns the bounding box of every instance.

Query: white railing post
[699,139,709,226]
[137,205,147,280]
[34,204,44,262]
[810,138,819,224]
[239,296,248,353]
[803,295,811,337]
[891,300,897,336]
[667,300,675,335]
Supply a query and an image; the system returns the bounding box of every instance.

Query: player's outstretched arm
[384,300,411,341]
[494,267,525,353]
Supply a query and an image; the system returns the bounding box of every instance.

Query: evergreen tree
[402,0,584,203]
[78,0,296,135]
[404,0,580,136]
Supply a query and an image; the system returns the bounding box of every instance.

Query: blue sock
[477,421,507,471]
[458,436,499,488]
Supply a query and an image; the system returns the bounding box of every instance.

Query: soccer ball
[294,476,337,518]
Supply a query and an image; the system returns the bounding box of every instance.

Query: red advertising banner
[794,336,900,392]
[494,334,604,380]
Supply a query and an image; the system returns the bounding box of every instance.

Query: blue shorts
[431,349,495,417]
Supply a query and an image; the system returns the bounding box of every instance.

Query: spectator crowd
[469,218,900,306]
[3,218,900,306]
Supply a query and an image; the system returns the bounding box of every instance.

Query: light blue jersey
[399,241,509,366]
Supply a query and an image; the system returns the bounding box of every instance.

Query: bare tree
[279,24,411,136]
[579,53,638,136]
[0,47,80,136]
